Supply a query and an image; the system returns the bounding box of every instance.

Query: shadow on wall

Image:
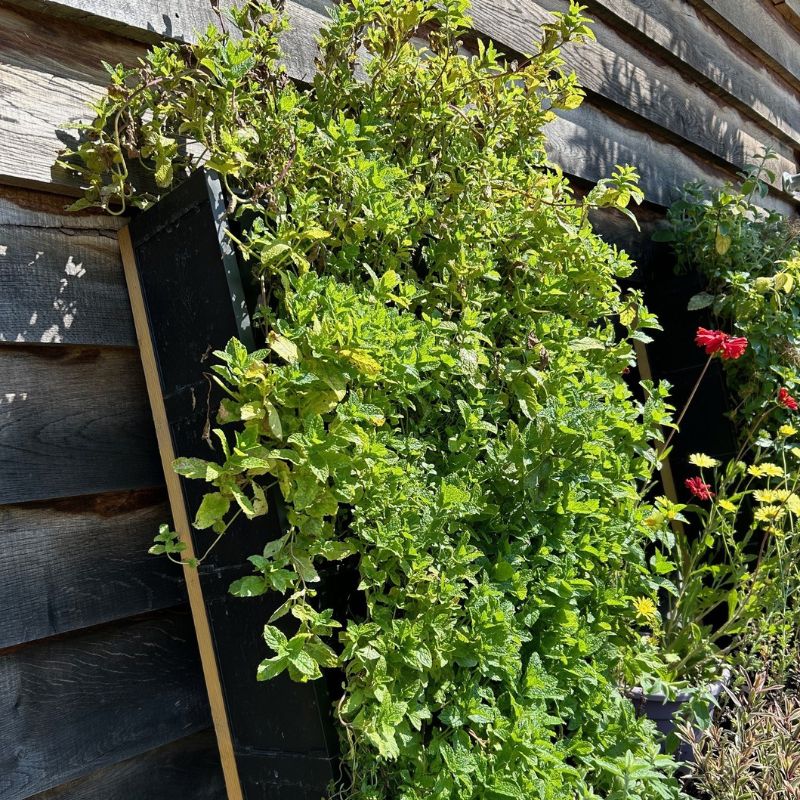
[0,225,135,347]
[547,58,746,215]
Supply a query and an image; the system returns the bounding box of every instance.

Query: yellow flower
[779,424,797,438]
[717,498,737,513]
[754,505,786,522]
[754,489,791,504]
[788,494,800,514]
[689,453,721,468]
[792,448,800,460]
[632,596,658,623]
[748,463,785,478]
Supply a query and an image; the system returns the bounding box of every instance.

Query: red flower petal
[720,336,748,360]
[685,476,715,501]
[695,327,727,356]
[778,387,798,411]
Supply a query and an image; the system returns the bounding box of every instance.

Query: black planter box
[120,169,339,800]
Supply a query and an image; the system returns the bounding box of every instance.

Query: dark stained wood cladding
[690,0,800,91]
[0,0,798,798]
[0,345,163,503]
[25,731,225,800]
[0,490,182,649]
[0,188,130,346]
[0,610,212,800]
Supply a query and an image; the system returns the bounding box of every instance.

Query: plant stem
[659,355,714,458]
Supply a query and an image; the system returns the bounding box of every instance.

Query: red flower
[720,336,748,360]
[694,328,748,360]
[695,327,727,356]
[685,476,715,501]
[778,387,798,411]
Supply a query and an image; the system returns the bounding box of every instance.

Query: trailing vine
[64,1,684,797]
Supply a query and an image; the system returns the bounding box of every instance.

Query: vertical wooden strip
[634,339,680,504]
[118,225,244,800]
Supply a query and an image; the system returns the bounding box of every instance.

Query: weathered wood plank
[0,190,135,346]
[0,346,163,504]
[547,101,797,216]
[771,0,800,32]
[468,0,798,185]
[0,490,184,649]
[8,0,325,81]
[0,3,147,192]
[586,0,800,151]
[0,0,323,191]
[0,610,211,800]
[26,730,224,800]
[3,0,799,205]
[690,0,800,90]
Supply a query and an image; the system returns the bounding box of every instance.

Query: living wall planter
[120,169,340,800]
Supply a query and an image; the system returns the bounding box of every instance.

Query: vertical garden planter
[120,169,339,800]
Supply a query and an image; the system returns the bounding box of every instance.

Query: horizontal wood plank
[0,610,211,800]
[0,0,323,191]
[0,191,135,346]
[468,0,797,185]
[0,490,183,649]
[3,0,799,209]
[588,0,800,151]
[771,0,800,32]
[9,0,325,81]
[0,3,147,192]
[0,346,163,504]
[26,730,224,800]
[547,101,797,215]
[690,0,800,90]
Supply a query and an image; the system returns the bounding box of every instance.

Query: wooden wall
[0,0,798,797]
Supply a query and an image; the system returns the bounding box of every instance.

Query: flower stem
[659,355,714,458]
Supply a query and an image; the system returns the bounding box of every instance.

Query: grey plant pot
[627,671,729,761]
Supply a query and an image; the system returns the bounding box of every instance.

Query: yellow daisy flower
[754,489,791,504]
[787,494,800,514]
[689,453,721,468]
[632,596,658,623]
[779,424,797,438]
[754,505,786,522]
[748,463,785,478]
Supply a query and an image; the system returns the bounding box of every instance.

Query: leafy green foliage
[649,154,800,686]
[64,1,684,797]
[656,151,800,423]
[680,664,800,800]
[644,438,800,684]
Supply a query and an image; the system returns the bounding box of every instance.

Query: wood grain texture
[26,730,224,800]
[586,0,800,151]
[9,0,326,81]
[3,0,800,207]
[546,101,797,216]
[0,609,211,800]
[468,0,798,186]
[0,191,135,346]
[0,490,184,649]
[0,0,323,190]
[690,0,800,90]
[0,346,163,504]
[0,3,147,191]
[771,0,800,32]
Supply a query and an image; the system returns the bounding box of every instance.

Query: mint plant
[63,1,684,797]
